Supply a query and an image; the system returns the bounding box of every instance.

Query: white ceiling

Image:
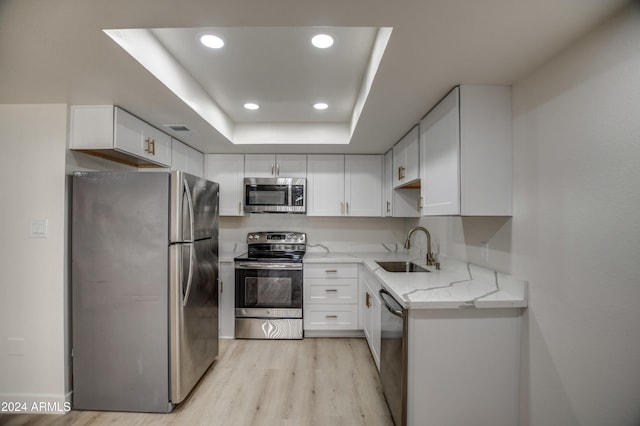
[106,25,390,145]
[0,0,629,154]
[149,26,378,123]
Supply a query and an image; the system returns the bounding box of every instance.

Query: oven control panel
[246,232,306,244]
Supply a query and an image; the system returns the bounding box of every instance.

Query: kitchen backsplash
[219,215,412,260]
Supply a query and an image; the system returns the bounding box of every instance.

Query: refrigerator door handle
[183,177,195,242]
[182,243,194,307]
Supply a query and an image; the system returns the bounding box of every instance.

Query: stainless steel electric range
[234,232,306,339]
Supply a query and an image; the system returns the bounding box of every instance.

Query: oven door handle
[235,262,303,270]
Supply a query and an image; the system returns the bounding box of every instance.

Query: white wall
[0,105,69,409]
[0,105,136,411]
[220,215,406,257]
[411,4,640,425]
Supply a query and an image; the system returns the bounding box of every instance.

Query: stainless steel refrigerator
[71,171,219,413]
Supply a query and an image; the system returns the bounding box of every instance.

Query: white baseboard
[304,330,365,338]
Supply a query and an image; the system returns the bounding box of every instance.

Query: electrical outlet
[480,242,489,262]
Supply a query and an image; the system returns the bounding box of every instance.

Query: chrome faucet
[404,226,436,267]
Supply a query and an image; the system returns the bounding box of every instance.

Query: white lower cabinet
[406,308,521,425]
[304,305,359,330]
[218,261,235,339]
[360,266,382,370]
[303,263,359,332]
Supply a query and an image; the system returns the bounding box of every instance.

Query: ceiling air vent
[164,124,190,132]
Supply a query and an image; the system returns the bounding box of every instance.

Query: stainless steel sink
[375,261,430,273]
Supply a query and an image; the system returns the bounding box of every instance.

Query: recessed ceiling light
[313,102,329,110]
[200,34,224,49]
[311,34,334,49]
[244,103,260,110]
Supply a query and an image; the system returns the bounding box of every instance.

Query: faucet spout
[404,226,436,266]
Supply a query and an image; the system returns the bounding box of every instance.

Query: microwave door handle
[182,243,194,307]
[183,177,195,242]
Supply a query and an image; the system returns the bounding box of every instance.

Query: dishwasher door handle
[379,288,404,317]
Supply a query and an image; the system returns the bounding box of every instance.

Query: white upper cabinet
[307,155,382,217]
[171,139,204,178]
[392,125,420,188]
[420,85,512,216]
[244,154,306,178]
[345,155,383,217]
[307,155,345,216]
[384,149,420,217]
[70,106,171,167]
[205,154,245,216]
[383,150,393,217]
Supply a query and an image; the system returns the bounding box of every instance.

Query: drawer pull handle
[325,315,338,319]
[325,269,338,273]
[325,289,338,292]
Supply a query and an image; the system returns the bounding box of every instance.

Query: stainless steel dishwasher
[379,288,407,426]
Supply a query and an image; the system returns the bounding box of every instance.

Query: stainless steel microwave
[244,178,306,214]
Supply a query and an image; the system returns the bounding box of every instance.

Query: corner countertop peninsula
[303,250,528,310]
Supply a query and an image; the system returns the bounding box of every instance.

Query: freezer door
[169,238,219,403]
[171,171,219,242]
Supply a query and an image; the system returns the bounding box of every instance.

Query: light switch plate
[30,219,48,238]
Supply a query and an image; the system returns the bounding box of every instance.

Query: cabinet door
[383,150,393,216]
[392,125,419,188]
[276,154,307,177]
[345,155,382,217]
[114,107,145,157]
[244,154,306,177]
[70,105,115,150]
[392,137,405,188]
[172,140,204,177]
[369,287,381,370]
[244,154,275,178]
[205,154,245,216]
[459,85,512,216]
[361,271,381,370]
[306,155,344,216]
[142,123,171,166]
[218,262,235,338]
[385,149,420,217]
[420,87,461,215]
[404,126,420,183]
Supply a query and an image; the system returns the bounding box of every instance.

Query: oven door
[235,262,303,317]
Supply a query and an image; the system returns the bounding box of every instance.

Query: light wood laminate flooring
[0,338,393,426]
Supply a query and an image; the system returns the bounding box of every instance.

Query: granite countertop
[303,251,528,310]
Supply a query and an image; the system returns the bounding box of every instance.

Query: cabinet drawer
[304,263,358,279]
[305,282,357,305]
[304,305,359,330]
